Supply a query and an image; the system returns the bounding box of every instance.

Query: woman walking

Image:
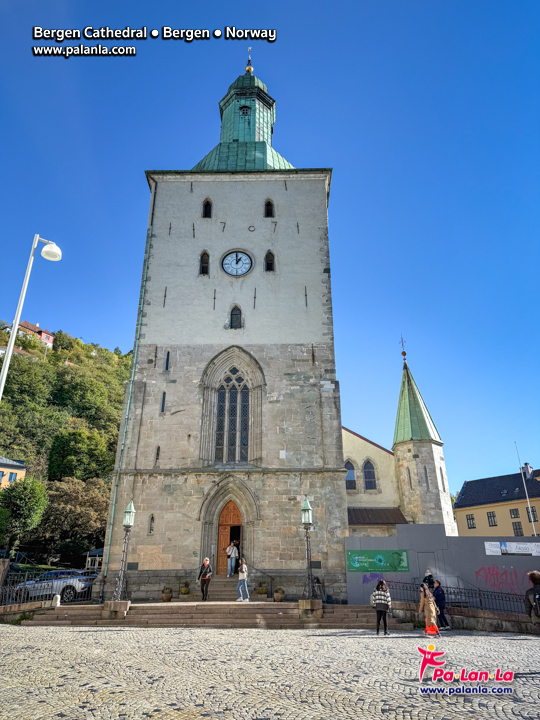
[236,557,250,602]
[371,580,392,636]
[196,557,213,601]
[419,582,440,637]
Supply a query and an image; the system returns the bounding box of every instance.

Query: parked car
[15,569,97,603]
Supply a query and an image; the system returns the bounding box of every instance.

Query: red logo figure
[417,644,446,682]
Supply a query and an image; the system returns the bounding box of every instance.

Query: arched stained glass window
[214,370,250,463]
[200,252,209,275]
[230,306,242,329]
[265,251,275,272]
[364,461,376,490]
[265,200,275,218]
[203,199,212,218]
[345,461,356,490]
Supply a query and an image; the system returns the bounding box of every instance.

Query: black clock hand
[236,253,239,265]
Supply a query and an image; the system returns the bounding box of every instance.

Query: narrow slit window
[203,199,212,218]
[407,467,412,490]
[265,251,275,272]
[345,461,356,490]
[148,515,155,535]
[165,352,170,371]
[364,461,376,490]
[161,392,166,413]
[265,200,275,218]
[230,306,242,329]
[424,466,429,490]
[439,466,445,491]
[155,446,160,464]
[200,252,209,275]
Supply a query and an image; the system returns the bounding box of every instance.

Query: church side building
[97,62,350,601]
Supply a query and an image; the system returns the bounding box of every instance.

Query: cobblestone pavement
[0,626,538,720]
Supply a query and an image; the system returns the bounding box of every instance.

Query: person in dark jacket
[524,570,540,632]
[433,580,450,630]
[197,557,213,601]
[422,570,435,590]
[371,580,392,636]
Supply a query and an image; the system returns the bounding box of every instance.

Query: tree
[52,329,74,352]
[26,477,110,563]
[0,476,48,554]
[48,427,114,481]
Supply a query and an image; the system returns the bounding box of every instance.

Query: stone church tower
[98,60,349,600]
[392,354,458,535]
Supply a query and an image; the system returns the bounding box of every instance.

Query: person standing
[371,580,392,636]
[236,557,250,602]
[433,580,450,630]
[226,541,238,577]
[197,557,213,601]
[524,570,540,633]
[419,582,440,637]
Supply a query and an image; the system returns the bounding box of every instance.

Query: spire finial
[400,335,407,363]
[245,47,254,74]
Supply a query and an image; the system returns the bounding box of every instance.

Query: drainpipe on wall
[102,177,158,593]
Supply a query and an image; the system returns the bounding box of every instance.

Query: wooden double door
[217,501,242,575]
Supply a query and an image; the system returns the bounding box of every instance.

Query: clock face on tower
[222,251,253,276]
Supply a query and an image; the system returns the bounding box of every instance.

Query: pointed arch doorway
[217,500,242,575]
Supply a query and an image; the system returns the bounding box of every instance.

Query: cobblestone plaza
[1,626,538,719]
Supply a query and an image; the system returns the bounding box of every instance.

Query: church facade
[97,61,455,602]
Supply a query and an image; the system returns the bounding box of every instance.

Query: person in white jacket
[226,541,238,577]
[236,558,250,602]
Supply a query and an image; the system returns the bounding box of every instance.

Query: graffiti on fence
[474,565,529,595]
[362,572,384,585]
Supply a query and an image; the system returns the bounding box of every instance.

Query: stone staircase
[182,576,272,603]
[23,601,413,631]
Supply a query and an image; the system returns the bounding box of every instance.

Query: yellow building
[454,464,540,537]
[0,456,27,490]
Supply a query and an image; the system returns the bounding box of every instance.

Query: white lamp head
[41,242,62,262]
[123,501,136,528]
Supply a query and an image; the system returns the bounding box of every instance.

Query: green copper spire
[192,58,294,172]
[393,358,442,446]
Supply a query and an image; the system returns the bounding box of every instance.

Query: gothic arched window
[265,251,275,272]
[363,461,377,490]
[200,252,209,275]
[407,467,412,490]
[230,306,242,329]
[265,200,275,218]
[424,466,430,490]
[202,199,212,218]
[214,368,250,463]
[345,461,356,490]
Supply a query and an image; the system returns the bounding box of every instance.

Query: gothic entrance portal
[217,501,242,575]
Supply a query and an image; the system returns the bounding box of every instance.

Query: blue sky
[1,0,539,491]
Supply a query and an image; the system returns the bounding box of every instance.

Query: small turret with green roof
[393,357,442,446]
[192,53,294,172]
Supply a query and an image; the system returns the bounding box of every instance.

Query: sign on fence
[346,550,410,573]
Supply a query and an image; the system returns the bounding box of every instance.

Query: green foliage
[48,427,114,481]
[27,477,109,562]
[7,611,34,625]
[0,335,130,480]
[0,476,48,553]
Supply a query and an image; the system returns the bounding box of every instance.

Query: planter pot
[162,592,173,602]
[180,587,190,595]
[258,588,267,595]
[274,592,284,603]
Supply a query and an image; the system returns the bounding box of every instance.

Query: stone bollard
[52,594,61,607]
[298,599,323,620]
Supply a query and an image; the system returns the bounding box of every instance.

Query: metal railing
[245,563,274,596]
[1,570,96,607]
[386,580,526,616]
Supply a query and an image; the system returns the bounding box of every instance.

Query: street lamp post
[0,234,62,403]
[112,501,136,602]
[301,498,315,600]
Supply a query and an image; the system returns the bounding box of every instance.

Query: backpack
[533,590,540,618]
